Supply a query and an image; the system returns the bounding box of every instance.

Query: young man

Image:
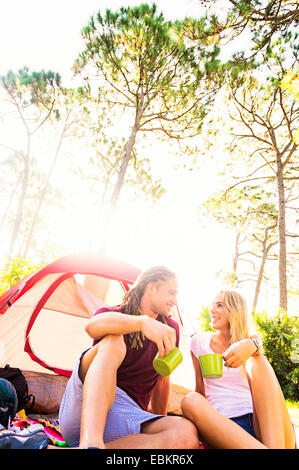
[59,266,200,449]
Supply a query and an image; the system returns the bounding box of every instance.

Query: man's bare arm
[85,312,176,357]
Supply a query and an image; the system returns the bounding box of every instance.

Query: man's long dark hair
[116,266,177,350]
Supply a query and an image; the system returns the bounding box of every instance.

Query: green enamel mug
[153,347,183,376]
[199,353,223,379]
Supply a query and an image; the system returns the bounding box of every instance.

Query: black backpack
[0,365,35,414]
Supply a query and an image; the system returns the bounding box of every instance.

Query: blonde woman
[181,290,296,449]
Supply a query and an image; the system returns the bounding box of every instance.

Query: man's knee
[99,334,126,353]
[97,334,127,364]
[79,334,126,382]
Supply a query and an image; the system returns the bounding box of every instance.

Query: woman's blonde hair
[219,290,252,344]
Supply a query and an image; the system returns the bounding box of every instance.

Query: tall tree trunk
[252,227,277,313]
[6,141,30,260]
[0,174,21,233]
[98,125,138,254]
[110,126,138,210]
[232,231,240,273]
[22,131,64,258]
[99,88,144,254]
[90,176,110,252]
[276,152,288,311]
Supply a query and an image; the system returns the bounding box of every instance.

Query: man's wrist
[139,315,147,333]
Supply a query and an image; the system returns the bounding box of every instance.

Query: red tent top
[0,253,141,314]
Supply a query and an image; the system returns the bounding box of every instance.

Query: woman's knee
[181,392,207,419]
[246,355,280,394]
[246,354,272,377]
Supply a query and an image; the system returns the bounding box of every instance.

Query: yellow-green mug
[153,347,183,376]
[199,353,223,379]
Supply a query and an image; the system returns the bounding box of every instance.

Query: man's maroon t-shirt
[92,306,180,411]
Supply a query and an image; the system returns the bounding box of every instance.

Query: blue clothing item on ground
[0,423,48,449]
[230,413,256,438]
[58,357,163,447]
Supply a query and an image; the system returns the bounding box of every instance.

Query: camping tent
[0,253,195,390]
[0,254,141,376]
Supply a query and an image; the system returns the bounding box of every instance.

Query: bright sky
[0,0,289,322]
[0,0,204,81]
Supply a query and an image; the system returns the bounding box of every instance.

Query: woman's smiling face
[210,293,230,331]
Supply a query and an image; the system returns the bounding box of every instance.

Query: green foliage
[280,68,299,143]
[0,257,44,296]
[0,67,61,110]
[253,309,299,401]
[209,0,298,58]
[216,269,239,288]
[197,305,215,332]
[75,3,224,140]
[200,186,277,232]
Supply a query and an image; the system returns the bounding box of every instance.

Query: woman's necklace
[210,334,231,354]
